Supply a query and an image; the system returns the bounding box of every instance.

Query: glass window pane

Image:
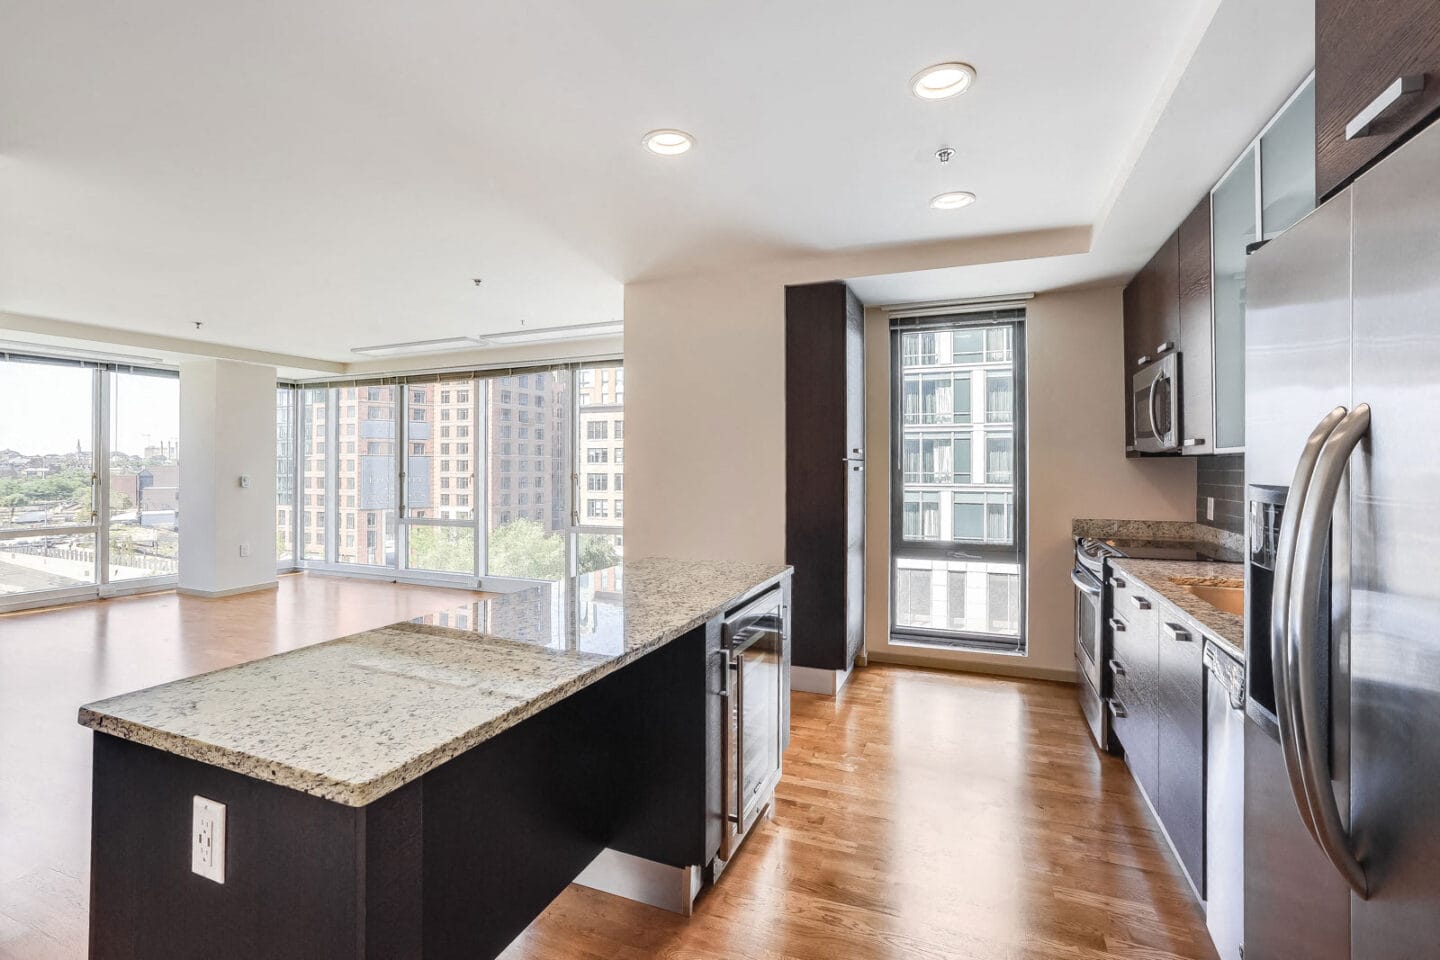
[487,371,570,579]
[953,435,972,483]
[107,372,179,582]
[576,531,623,576]
[986,435,1013,484]
[577,365,622,530]
[987,571,1021,635]
[301,388,328,562]
[951,330,983,364]
[953,494,984,541]
[894,565,933,628]
[947,571,966,630]
[0,532,97,594]
[336,385,397,566]
[953,374,971,423]
[276,388,295,563]
[405,380,474,521]
[0,359,95,531]
[985,372,1013,423]
[406,525,475,574]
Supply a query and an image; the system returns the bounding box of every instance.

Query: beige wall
[863,287,1196,680]
[623,248,1196,682]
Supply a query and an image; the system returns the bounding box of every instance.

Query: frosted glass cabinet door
[1211,148,1257,451]
[1261,80,1316,239]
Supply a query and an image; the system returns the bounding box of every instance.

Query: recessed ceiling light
[911,62,976,101]
[641,129,695,156]
[930,191,977,210]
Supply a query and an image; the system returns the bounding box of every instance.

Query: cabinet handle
[1129,594,1151,611]
[1108,696,1128,719]
[1163,622,1192,643]
[1136,355,1151,368]
[1108,616,1127,633]
[1346,75,1426,140]
[1182,438,1207,448]
[1112,576,1127,589]
[1108,657,1126,677]
[1154,341,1175,356]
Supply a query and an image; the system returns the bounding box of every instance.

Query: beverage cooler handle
[1290,403,1371,897]
[1272,405,1348,842]
[718,649,735,862]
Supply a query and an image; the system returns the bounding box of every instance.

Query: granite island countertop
[78,557,790,806]
[1110,557,1245,661]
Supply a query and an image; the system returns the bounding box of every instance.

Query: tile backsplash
[1197,453,1245,536]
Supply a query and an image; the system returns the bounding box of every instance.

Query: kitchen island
[78,557,791,960]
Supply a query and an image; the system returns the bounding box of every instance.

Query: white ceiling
[0,0,1304,362]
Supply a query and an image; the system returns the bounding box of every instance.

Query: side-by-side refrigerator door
[1243,185,1354,960]
[1348,110,1440,960]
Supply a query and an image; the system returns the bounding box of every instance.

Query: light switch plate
[192,795,226,884]
[1206,497,1215,521]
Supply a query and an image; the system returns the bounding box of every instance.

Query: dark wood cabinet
[785,281,865,672]
[1107,576,1206,898]
[1177,196,1214,454]
[1122,236,1180,454]
[1316,0,1440,200]
[1156,617,1206,896]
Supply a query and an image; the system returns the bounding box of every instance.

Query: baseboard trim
[866,649,1077,684]
[177,580,279,599]
[573,848,702,916]
[791,662,855,696]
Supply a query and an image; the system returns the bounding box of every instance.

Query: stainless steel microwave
[1132,352,1180,453]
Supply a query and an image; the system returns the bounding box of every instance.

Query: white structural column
[178,359,278,597]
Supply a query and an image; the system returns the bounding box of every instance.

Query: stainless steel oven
[1132,351,1180,453]
[1072,542,1109,750]
[717,586,785,865]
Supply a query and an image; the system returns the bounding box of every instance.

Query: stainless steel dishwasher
[1204,640,1245,960]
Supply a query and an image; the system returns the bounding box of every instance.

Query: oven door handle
[1071,567,1101,596]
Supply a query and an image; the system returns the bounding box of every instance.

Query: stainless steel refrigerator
[1244,114,1440,959]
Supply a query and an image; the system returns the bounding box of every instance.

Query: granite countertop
[1072,517,1245,562]
[1110,557,1245,661]
[78,558,790,807]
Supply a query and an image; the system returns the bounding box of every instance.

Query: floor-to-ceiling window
[891,313,1027,651]
[0,353,181,610]
[276,362,622,587]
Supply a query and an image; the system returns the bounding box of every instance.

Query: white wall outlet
[238,474,251,488]
[239,543,250,558]
[1206,497,1216,521]
[192,795,227,884]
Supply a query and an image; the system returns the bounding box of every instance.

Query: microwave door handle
[1146,373,1162,446]
[1290,403,1370,897]
[1273,405,1348,842]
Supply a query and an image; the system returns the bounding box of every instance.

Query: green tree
[576,534,620,575]
[407,525,475,574]
[487,518,564,580]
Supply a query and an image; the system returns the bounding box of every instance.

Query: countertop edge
[1109,557,1245,663]
[77,566,792,806]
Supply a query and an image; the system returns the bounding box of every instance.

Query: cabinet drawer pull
[1107,657,1126,677]
[1112,576,1127,589]
[1108,696,1128,719]
[1346,75,1425,140]
[1108,617,1127,633]
[1129,594,1151,611]
[1163,622,1192,642]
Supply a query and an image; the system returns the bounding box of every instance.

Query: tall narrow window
[891,313,1027,651]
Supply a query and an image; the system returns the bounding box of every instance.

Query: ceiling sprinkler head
[935,147,955,163]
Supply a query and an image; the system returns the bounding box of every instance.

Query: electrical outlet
[1206,497,1215,521]
[239,543,250,558]
[192,796,226,884]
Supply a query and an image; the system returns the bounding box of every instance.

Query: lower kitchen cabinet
[1106,575,1206,897]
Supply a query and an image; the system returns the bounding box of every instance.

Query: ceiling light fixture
[930,191,977,210]
[351,336,488,357]
[641,129,695,156]
[911,62,976,101]
[475,321,624,346]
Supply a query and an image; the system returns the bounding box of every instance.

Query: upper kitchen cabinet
[1122,236,1180,453]
[1316,0,1440,200]
[1177,196,1214,454]
[1210,76,1316,452]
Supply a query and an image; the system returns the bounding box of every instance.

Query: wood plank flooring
[0,578,1216,959]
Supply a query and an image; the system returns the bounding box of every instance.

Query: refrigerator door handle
[1290,403,1371,898]
[1273,405,1349,841]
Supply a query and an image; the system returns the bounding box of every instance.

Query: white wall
[179,359,278,596]
[863,287,1196,680]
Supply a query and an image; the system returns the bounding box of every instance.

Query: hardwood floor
[0,579,1216,960]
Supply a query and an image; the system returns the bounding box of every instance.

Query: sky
[0,362,180,457]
